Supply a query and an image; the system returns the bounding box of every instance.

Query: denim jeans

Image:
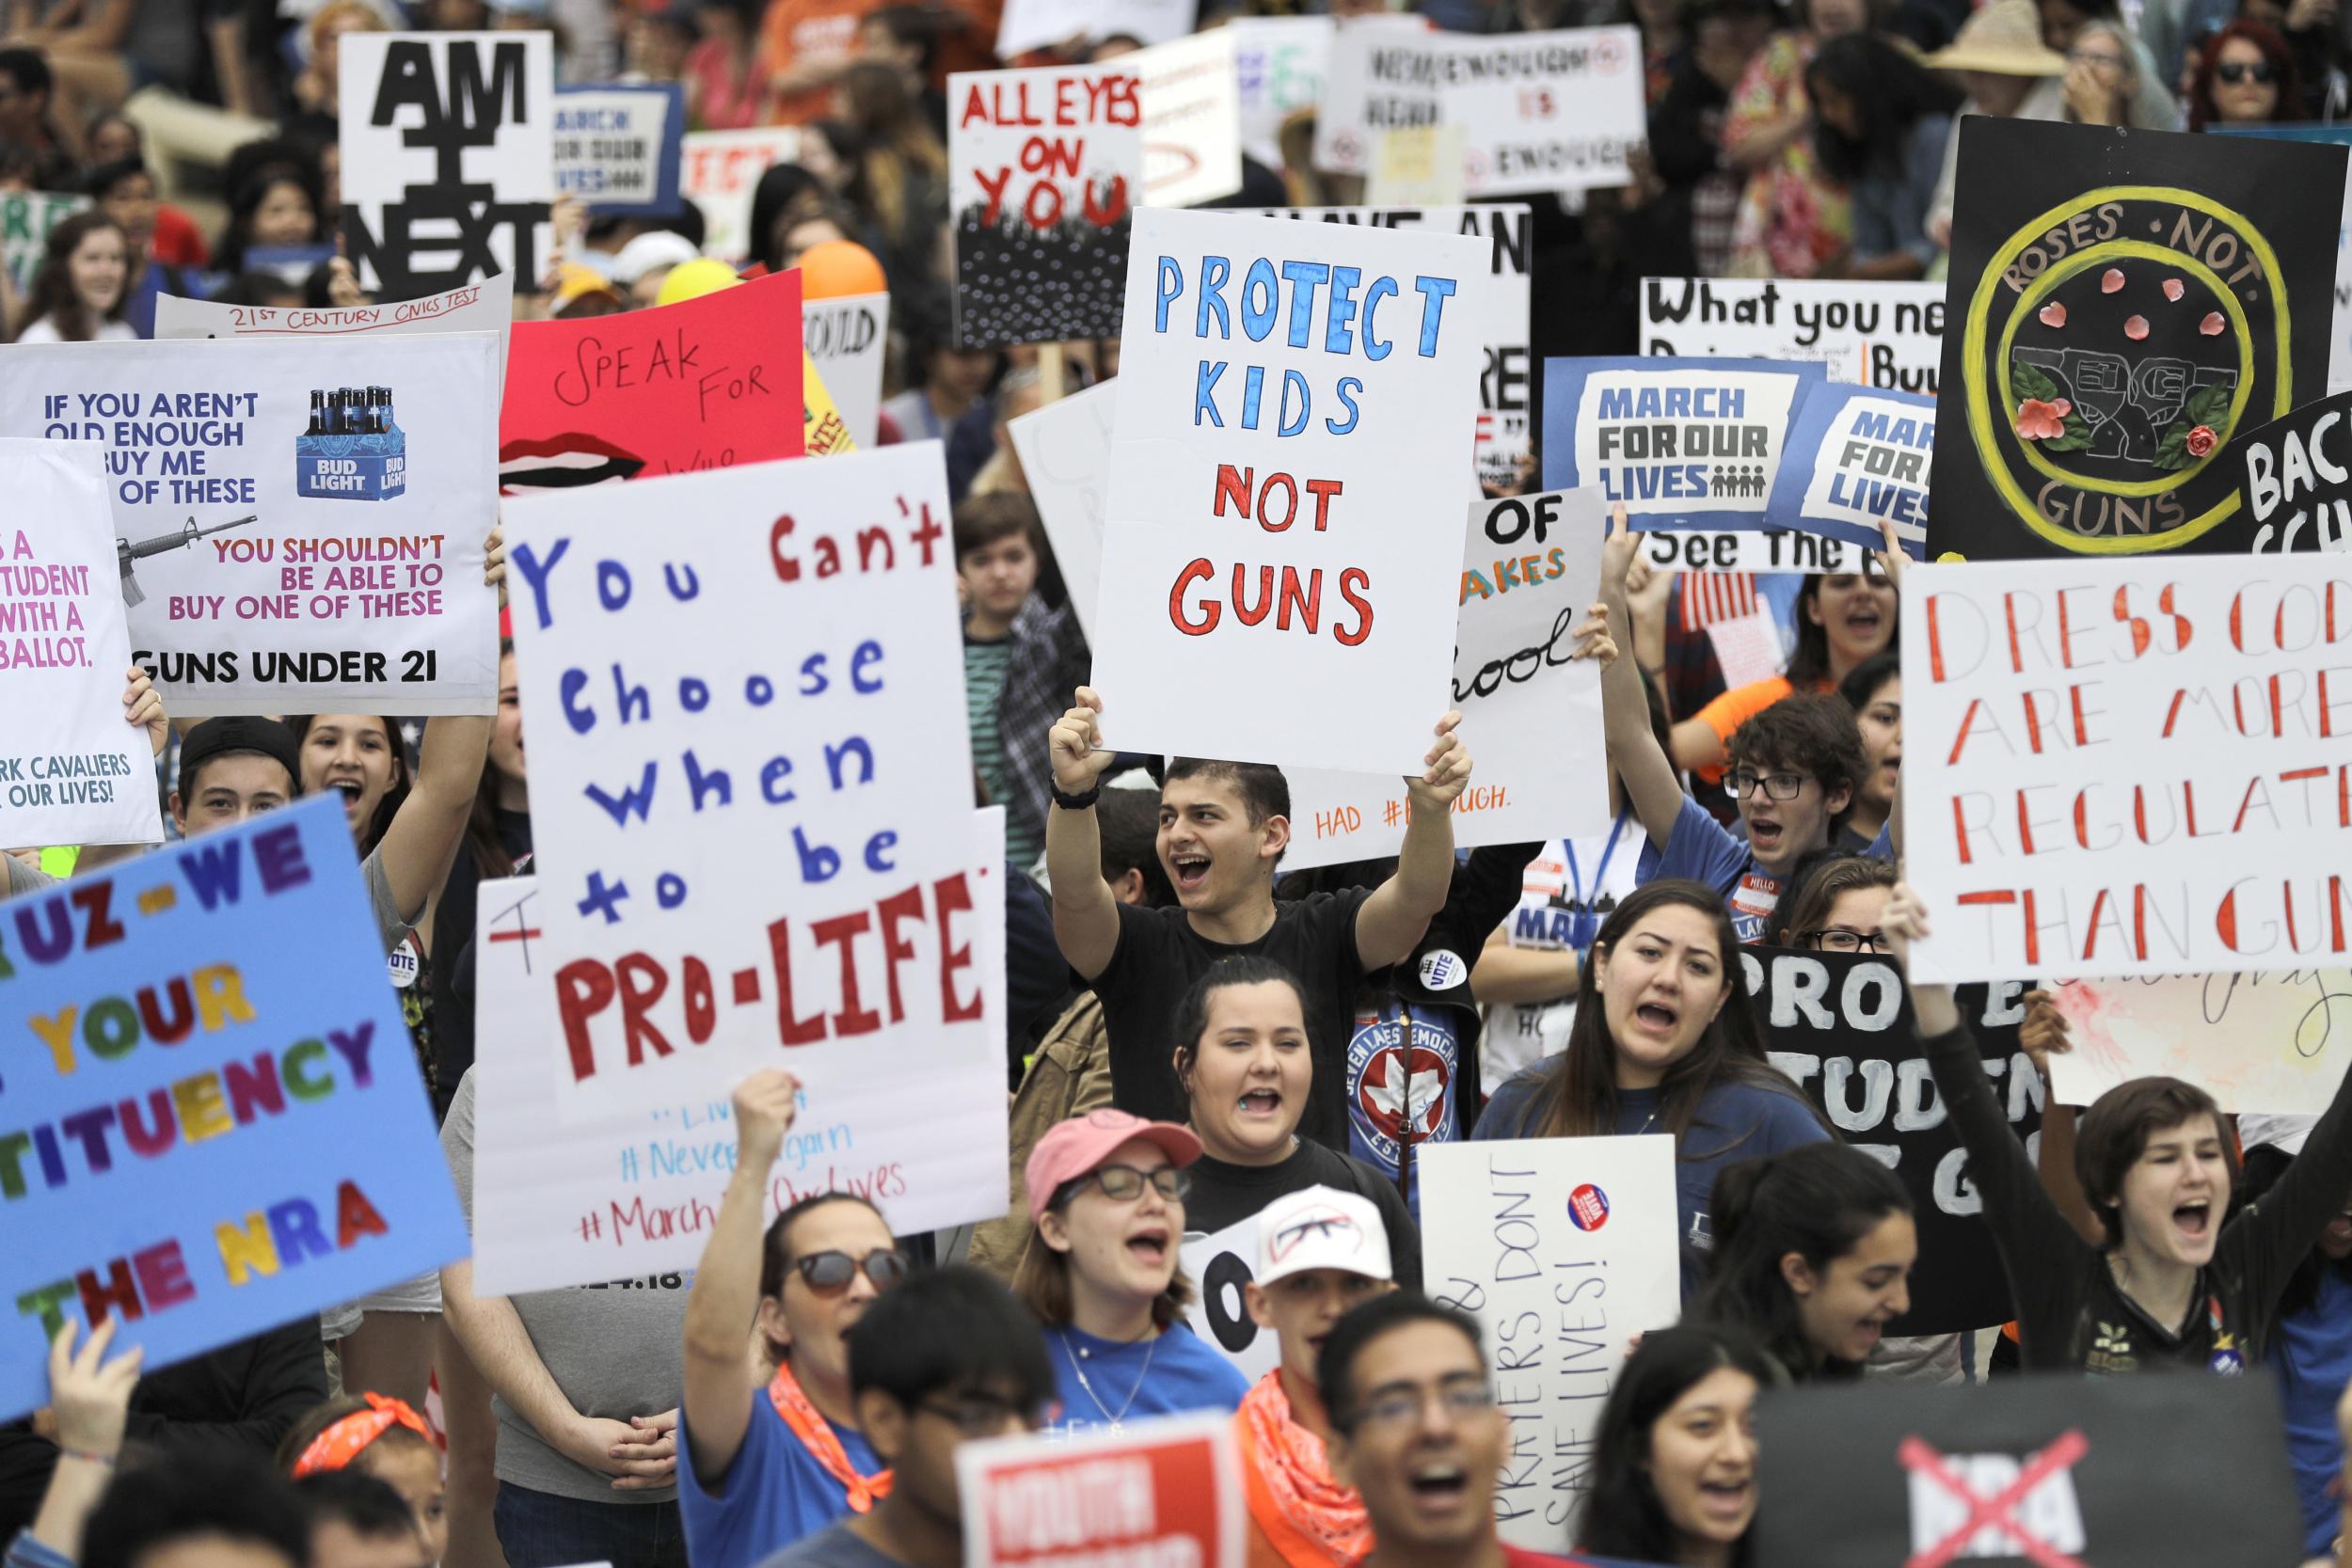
[493,1482,687,1568]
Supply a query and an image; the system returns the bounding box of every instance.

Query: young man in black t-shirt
[1041,686,1472,1149]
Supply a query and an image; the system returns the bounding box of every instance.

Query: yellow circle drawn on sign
[1963,185,2293,555]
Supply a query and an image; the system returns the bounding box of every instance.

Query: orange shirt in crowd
[755,0,877,125]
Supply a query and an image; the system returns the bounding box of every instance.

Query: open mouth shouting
[1629,995,1682,1040]
[1404,1461,1471,1519]
[1169,849,1213,896]
[1697,1474,1756,1527]
[326,776,365,817]
[1236,1086,1285,1122]
[1845,601,1886,642]
[499,432,647,494]
[2173,1197,2213,1243]
[1123,1223,1172,1274]
[1746,812,1786,857]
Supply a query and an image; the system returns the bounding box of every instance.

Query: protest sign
[949,64,1141,348]
[960,1414,1243,1568]
[0,440,163,849]
[1766,383,1933,555]
[502,443,977,1120]
[1754,1372,2303,1568]
[1421,1136,1680,1551]
[1231,17,1330,168]
[2,191,87,293]
[802,352,855,457]
[996,0,1197,58]
[1641,277,1944,393]
[1137,29,1243,209]
[1542,357,1827,532]
[1900,555,2352,982]
[340,31,556,298]
[553,84,684,216]
[1090,208,1486,774]
[1178,1214,1280,1384]
[2207,123,2352,396]
[1741,951,2041,1335]
[1006,380,1114,642]
[2042,968,2352,1113]
[155,272,515,388]
[805,292,887,451]
[680,127,801,262]
[499,270,803,494]
[0,796,467,1421]
[0,334,501,718]
[1314,24,1643,198]
[1366,124,1467,207]
[1629,526,1877,575]
[2233,388,2352,554]
[1933,119,2346,560]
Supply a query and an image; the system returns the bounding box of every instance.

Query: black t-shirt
[1182,1142,1422,1292]
[1094,890,1369,1148]
[429,806,532,1118]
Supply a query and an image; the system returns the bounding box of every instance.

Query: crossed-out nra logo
[1900,1431,2090,1568]
[1567,1182,1610,1231]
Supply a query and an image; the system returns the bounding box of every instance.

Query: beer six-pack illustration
[296,385,406,501]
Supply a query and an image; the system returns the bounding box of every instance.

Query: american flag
[1680,571,1758,629]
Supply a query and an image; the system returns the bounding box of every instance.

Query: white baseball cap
[1256,1186,1392,1287]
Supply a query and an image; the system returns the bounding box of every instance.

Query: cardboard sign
[502,443,975,1119]
[499,270,803,494]
[1742,952,2042,1336]
[0,797,468,1421]
[1231,17,1331,169]
[958,1413,1243,1568]
[340,31,556,297]
[1006,380,1115,644]
[0,335,501,718]
[1137,29,1244,210]
[553,84,684,215]
[1641,277,1944,394]
[2233,388,2352,554]
[2042,968,2352,1113]
[154,272,515,388]
[680,127,801,263]
[1178,1214,1280,1384]
[1932,119,2347,560]
[1542,357,1828,531]
[995,0,1197,58]
[1767,383,1934,554]
[1753,1372,2304,1568]
[1090,208,1486,775]
[1,191,88,294]
[1901,555,2352,982]
[805,292,887,451]
[0,440,163,848]
[1314,24,1643,198]
[949,65,1142,349]
[1421,1136,1680,1551]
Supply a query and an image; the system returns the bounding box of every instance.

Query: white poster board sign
[1091,208,1486,774]
[681,127,802,262]
[1421,1136,1681,1551]
[0,335,502,717]
[1231,17,1331,169]
[1902,556,2352,983]
[997,0,1196,58]
[154,272,515,388]
[1007,381,1115,645]
[1138,28,1245,209]
[804,292,888,450]
[1641,277,1944,395]
[2044,969,2352,1113]
[1178,1214,1280,1385]
[0,439,164,848]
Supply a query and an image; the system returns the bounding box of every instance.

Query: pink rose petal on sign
[2102,268,2126,293]
[2124,314,2149,341]
[2163,277,2185,302]
[2201,312,2226,336]
[2052,399,2073,417]
[2038,302,2068,328]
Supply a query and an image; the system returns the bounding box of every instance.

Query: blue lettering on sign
[1597,385,1748,420]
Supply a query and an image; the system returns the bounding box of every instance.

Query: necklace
[1064,1328,1157,1432]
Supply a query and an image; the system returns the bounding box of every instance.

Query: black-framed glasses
[2217,59,2278,83]
[1070,1164,1190,1204]
[793,1247,909,1294]
[916,1393,1034,1437]
[1346,1377,1497,1433]
[1724,769,1810,801]
[1802,927,1888,954]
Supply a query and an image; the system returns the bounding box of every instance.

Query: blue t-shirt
[1642,795,1891,944]
[1041,1323,1249,1437]
[679,1387,882,1568]
[2270,1265,2352,1556]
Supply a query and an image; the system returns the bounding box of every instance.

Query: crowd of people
[7,2,2352,1568]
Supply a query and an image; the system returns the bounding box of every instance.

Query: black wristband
[1051,781,1102,812]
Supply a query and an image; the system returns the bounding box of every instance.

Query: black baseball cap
[179,717,302,796]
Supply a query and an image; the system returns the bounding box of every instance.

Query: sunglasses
[2217,59,2278,84]
[792,1247,909,1294]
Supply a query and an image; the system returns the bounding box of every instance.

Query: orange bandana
[768,1361,893,1513]
[1237,1371,1371,1568]
[291,1393,433,1479]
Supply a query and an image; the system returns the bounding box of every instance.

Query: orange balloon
[796,239,887,300]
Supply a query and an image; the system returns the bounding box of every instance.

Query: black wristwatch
[1051,782,1102,811]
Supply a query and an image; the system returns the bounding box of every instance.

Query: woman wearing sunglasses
[1015,1109,1252,1435]
[682,1069,909,1568]
[2187,19,2300,128]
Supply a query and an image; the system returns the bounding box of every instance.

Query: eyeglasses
[1067,1164,1190,1204]
[2217,59,2278,84]
[916,1393,1033,1437]
[792,1247,910,1294]
[1346,1378,1497,1433]
[1802,927,1888,954]
[2068,47,2126,69]
[1724,769,1811,801]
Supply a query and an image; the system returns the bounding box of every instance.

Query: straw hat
[1924,0,2067,74]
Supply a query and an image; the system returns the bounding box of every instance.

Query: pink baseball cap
[1025,1108,1203,1223]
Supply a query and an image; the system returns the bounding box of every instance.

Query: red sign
[958,1413,1242,1568]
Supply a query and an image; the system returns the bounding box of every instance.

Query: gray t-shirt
[3,855,57,897]
[442,1070,689,1503]
[753,1520,903,1568]
[6,844,411,956]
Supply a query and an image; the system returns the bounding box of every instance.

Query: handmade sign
[1314,24,1643,197]
[1542,357,1827,531]
[1421,1136,1679,1552]
[2209,123,2352,396]
[1136,29,1243,210]
[502,443,974,1120]
[1,191,87,294]
[340,31,556,297]
[2234,388,2352,554]
[1230,17,1331,169]
[1933,119,2346,560]
[155,272,516,387]
[959,1414,1243,1568]
[1367,125,1468,207]
[1006,381,1114,643]
[1901,555,2352,982]
[0,335,501,717]
[1641,277,1943,393]
[0,440,163,849]
[1629,527,1879,575]
[1090,208,1486,774]
[499,270,803,494]
[680,127,801,262]
[1178,1213,1279,1384]
[1249,205,1532,494]
[996,0,1197,58]
[1766,383,1934,555]
[1742,951,2041,1336]
[1754,1372,2303,1568]
[2042,968,2352,1113]
[552,83,684,216]
[0,797,468,1421]
[802,353,855,457]
[805,292,887,450]
[949,64,1142,348]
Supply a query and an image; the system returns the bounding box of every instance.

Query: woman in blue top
[1016,1109,1250,1434]
[1474,880,1829,1283]
[1804,34,1963,280]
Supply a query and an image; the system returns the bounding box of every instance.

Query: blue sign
[554,84,686,217]
[0,798,465,1418]
[1764,381,1933,555]
[1542,356,1827,531]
